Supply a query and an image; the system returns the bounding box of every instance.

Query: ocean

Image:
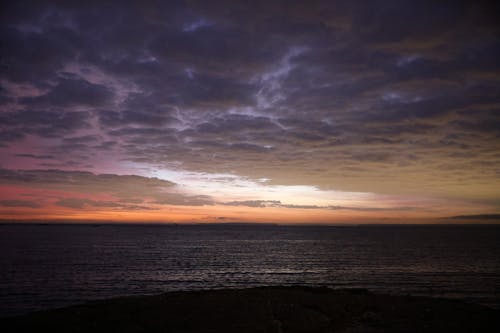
[0,224,499,317]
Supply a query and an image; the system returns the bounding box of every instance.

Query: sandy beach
[2,286,499,332]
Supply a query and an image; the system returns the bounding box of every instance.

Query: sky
[0,0,499,223]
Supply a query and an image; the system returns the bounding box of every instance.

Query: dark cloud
[223,200,417,212]
[0,130,25,147]
[0,168,174,198]
[193,114,281,136]
[98,92,177,127]
[149,24,281,78]
[55,198,154,210]
[0,109,92,139]
[152,193,214,207]
[224,200,282,208]
[21,77,113,107]
[0,199,41,208]
[0,26,79,84]
[0,0,499,202]
[0,168,215,207]
[98,109,176,128]
[14,154,54,159]
[328,205,417,212]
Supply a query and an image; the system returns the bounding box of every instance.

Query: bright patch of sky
[152,168,373,206]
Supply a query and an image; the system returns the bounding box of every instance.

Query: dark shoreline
[2,286,499,332]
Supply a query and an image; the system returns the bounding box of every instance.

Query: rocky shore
[2,286,499,332]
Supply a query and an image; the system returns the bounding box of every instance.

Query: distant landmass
[449,214,500,220]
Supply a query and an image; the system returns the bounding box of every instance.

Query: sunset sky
[0,0,499,223]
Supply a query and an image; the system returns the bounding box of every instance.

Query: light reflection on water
[0,224,499,317]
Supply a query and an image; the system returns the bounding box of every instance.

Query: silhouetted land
[2,287,499,332]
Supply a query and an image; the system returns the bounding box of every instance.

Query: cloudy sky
[1,0,499,223]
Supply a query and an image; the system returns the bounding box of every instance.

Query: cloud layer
[1,1,499,220]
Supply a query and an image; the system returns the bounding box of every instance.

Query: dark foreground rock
[2,287,499,332]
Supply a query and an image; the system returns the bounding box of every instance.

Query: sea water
[0,224,499,317]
